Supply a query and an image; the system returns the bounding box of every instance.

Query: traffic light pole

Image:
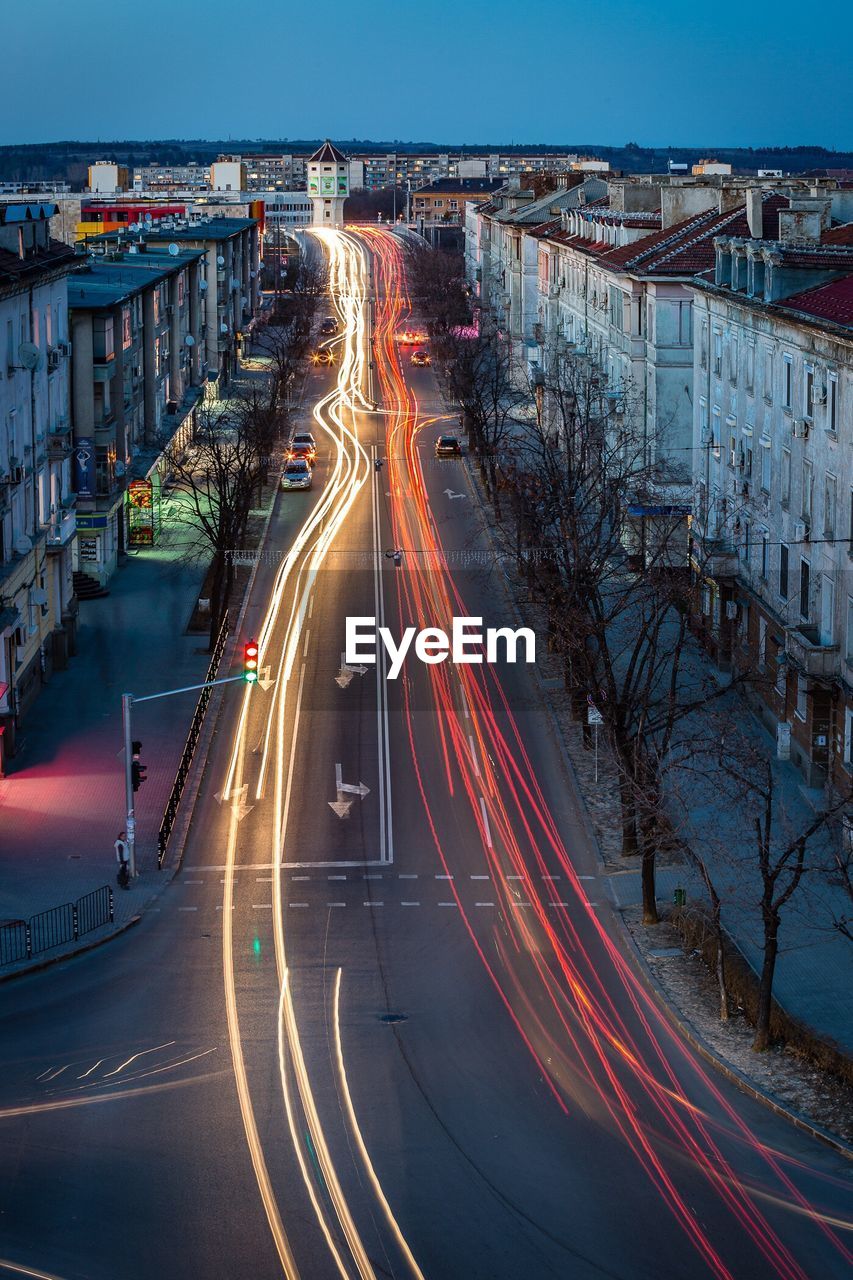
[120,666,263,878]
[121,693,137,879]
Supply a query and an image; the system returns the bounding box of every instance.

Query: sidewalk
[0,491,217,943]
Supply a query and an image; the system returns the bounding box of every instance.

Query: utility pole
[121,693,137,878]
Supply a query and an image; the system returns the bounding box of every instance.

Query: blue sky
[4,0,850,148]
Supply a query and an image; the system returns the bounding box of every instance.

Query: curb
[458,443,853,1159]
[614,907,853,1160]
[0,912,143,985]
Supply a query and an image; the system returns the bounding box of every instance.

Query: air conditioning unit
[57,339,71,357]
[794,519,810,542]
[812,385,827,406]
[548,283,560,298]
[700,425,713,445]
[47,348,60,371]
[793,418,809,439]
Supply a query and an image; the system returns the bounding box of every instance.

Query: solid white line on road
[479,796,492,849]
[468,733,480,777]
[103,1040,176,1078]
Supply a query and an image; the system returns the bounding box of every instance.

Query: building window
[827,372,839,435]
[758,616,767,670]
[804,363,815,419]
[760,437,771,493]
[796,674,808,721]
[775,656,787,698]
[800,557,810,620]
[729,331,738,383]
[820,574,835,646]
[746,339,755,392]
[844,707,853,769]
[713,329,722,376]
[678,302,692,345]
[779,543,789,600]
[802,459,813,521]
[728,421,737,469]
[764,347,774,402]
[847,597,853,666]
[782,353,793,410]
[760,528,768,580]
[700,319,707,368]
[781,447,791,507]
[824,472,837,539]
[711,404,721,457]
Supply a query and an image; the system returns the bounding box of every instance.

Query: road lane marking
[401,901,420,907]
[471,874,490,880]
[468,733,480,777]
[549,902,570,907]
[253,904,273,909]
[290,903,309,908]
[256,876,273,882]
[435,874,453,879]
[479,796,492,849]
[328,874,347,880]
[302,628,311,659]
[179,906,198,912]
[308,593,314,619]
[399,874,418,879]
[475,902,494,908]
[327,902,346,907]
[438,902,458,908]
[103,1041,177,1078]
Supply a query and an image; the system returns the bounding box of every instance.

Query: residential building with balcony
[0,202,77,763]
[688,199,853,786]
[413,178,504,228]
[67,242,206,584]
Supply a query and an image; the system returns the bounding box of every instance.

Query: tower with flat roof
[307,141,348,227]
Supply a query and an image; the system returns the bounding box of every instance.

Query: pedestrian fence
[158,616,229,868]
[0,884,114,967]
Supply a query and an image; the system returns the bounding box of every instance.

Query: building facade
[0,203,77,763]
[307,142,349,227]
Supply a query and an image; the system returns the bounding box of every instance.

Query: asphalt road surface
[0,228,850,1280]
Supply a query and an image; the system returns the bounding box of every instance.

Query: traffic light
[131,740,147,792]
[244,640,259,684]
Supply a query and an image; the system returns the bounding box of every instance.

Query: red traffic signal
[244,640,259,683]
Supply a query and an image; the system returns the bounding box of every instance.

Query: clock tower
[307,141,349,227]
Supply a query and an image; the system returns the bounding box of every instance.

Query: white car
[280,459,313,491]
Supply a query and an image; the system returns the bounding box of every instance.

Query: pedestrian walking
[115,831,130,889]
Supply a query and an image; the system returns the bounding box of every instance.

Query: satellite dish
[17,342,43,372]
[31,586,48,606]
[168,243,180,256]
[220,322,229,334]
[185,334,195,347]
[216,255,225,266]
[144,213,153,223]
[14,535,33,556]
[199,279,208,290]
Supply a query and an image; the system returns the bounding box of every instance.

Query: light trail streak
[351,225,852,1279]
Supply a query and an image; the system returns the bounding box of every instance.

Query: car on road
[398,328,425,346]
[280,459,313,491]
[435,434,463,458]
[411,349,431,367]
[287,432,317,466]
[312,348,334,365]
[319,317,339,336]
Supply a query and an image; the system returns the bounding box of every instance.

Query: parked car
[319,317,339,335]
[287,432,317,466]
[280,459,313,491]
[411,349,431,367]
[435,434,463,457]
[311,348,334,365]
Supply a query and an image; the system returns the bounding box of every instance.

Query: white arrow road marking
[443,488,466,499]
[230,784,254,821]
[329,799,354,819]
[330,763,369,815]
[257,665,275,691]
[339,781,370,798]
[335,652,368,688]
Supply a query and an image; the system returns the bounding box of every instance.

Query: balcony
[46,507,76,551]
[785,625,840,679]
[696,535,738,579]
[48,418,73,459]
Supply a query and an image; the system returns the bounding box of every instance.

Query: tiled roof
[308,141,347,164]
[417,178,503,196]
[781,275,853,328]
[0,238,77,288]
[821,223,853,246]
[528,218,562,240]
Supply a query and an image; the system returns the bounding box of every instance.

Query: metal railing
[158,616,229,868]
[0,884,114,967]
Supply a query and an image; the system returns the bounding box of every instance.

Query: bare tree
[163,400,264,649]
[252,251,328,425]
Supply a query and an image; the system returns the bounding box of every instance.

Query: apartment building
[689,202,853,786]
[413,178,504,226]
[68,242,206,583]
[0,203,77,763]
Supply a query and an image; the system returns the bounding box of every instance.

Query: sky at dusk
[4,0,851,148]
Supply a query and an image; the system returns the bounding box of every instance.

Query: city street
[0,229,850,1280]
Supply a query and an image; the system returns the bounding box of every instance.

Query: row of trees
[409,243,851,1054]
[161,250,327,649]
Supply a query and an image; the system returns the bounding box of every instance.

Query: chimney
[746,188,763,239]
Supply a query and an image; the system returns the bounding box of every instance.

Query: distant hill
[2,139,852,187]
